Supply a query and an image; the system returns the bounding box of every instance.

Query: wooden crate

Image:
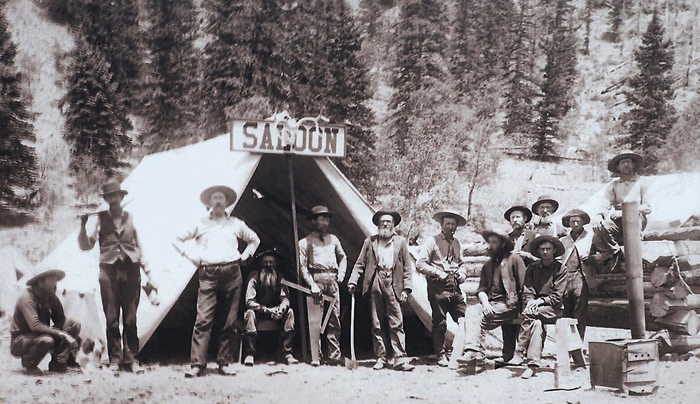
[589,339,659,395]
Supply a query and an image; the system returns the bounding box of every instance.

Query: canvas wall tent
[0,247,30,317]
[37,134,442,358]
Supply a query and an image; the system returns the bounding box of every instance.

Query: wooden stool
[238,318,282,363]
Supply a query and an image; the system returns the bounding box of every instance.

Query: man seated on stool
[243,249,298,366]
[510,235,567,379]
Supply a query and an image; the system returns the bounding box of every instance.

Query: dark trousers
[463,301,520,362]
[243,308,295,357]
[99,258,141,365]
[562,271,589,339]
[517,306,561,366]
[369,272,407,360]
[11,319,81,369]
[191,263,242,367]
[427,283,467,356]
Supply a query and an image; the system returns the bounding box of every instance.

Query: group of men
[9,149,649,378]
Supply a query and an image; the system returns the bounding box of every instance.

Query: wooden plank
[306,295,323,364]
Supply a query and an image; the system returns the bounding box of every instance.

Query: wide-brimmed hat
[309,205,333,219]
[372,208,401,226]
[531,195,559,215]
[255,248,281,262]
[529,235,566,258]
[504,205,533,224]
[26,267,66,287]
[607,150,644,174]
[562,209,591,228]
[101,182,128,196]
[200,185,237,207]
[433,209,467,227]
[480,229,514,252]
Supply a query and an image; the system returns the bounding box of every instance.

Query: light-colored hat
[529,235,566,258]
[26,268,66,287]
[309,205,333,219]
[372,208,401,226]
[433,209,467,227]
[101,182,128,196]
[607,150,644,174]
[481,229,514,252]
[532,195,559,215]
[200,185,237,207]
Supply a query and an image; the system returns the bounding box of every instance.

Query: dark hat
[480,229,514,252]
[372,208,401,226]
[433,209,467,227]
[200,185,237,207]
[26,267,66,287]
[529,235,566,258]
[607,150,644,174]
[504,205,533,224]
[255,248,281,262]
[101,182,128,196]
[531,195,559,216]
[562,209,591,228]
[309,205,333,219]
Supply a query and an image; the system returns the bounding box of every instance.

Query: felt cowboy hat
[529,235,566,258]
[200,185,237,207]
[26,267,66,287]
[562,208,591,228]
[372,208,401,226]
[480,229,514,252]
[433,209,467,227]
[101,182,128,196]
[309,205,333,219]
[531,195,560,215]
[503,205,533,224]
[254,248,281,262]
[607,150,644,174]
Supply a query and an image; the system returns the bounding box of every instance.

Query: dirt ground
[2,327,699,404]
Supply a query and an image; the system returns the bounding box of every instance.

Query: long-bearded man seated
[242,249,298,366]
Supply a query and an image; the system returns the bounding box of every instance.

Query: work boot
[184,366,205,378]
[436,354,449,367]
[125,363,145,374]
[285,354,299,365]
[505,353,523,366]
[373,358,385,370]
[218,364,237,376]
[25,366,43,376]
[244,356,254,367]
[311,359,320,367]
[107,362,121,374]
[48,361,68,373]
[394,358,415,372]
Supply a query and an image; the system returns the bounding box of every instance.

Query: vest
[98,210,142,264]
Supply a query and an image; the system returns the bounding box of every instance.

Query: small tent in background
[0,247,30,317]
[38,134,440,359]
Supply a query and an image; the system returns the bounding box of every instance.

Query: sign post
[231,113,346,363]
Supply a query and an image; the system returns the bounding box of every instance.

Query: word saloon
[231,119,346,158]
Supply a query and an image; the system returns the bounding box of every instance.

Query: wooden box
[589,339,659,395]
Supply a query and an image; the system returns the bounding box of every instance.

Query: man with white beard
[348,208,414,371]
[242,249,298,366]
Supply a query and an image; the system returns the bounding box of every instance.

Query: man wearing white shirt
[175,185,260,378]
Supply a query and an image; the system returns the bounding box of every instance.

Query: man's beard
[488,245,506,261]
[261,268,277,292]
[511,222,524,232]
[378,227,393,239]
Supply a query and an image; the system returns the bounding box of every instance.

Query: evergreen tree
[620,12,676,174]
[0,13,37,206]
[141,0,202,151]
[62,41,132,179]
[607,0,624,42]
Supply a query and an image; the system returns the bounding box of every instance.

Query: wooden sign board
[231,119,346,158]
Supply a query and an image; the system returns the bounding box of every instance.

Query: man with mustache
[505,205,537,265]
[348,209,414,371]
[242,249,298,366]
[531,195,567,238]
[11,268,80,375]
[298,205,347,366]
[458,229,526,365]
[416,209,468,367]
[175,185,260,378]
[79,181,149,374]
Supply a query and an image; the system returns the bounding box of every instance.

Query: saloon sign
[231,118,346,158]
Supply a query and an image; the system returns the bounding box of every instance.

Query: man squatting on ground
[243,249,298,366]
[416,209,468,367]
[348,209,415,371]
[78,182,148,373]
[459,230,526,364]
[10,268,81,375]
[509,235,567,379]
[299,205,347,366]
[175,185,260,378]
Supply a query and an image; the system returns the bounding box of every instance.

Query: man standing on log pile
[299,205,347,367]
[531,196,567,238]
[508,236,567,379]
[348,208,415,371]
[416,209,468,367]
[560,209,597,339]
[457,230,526,365]
[591,151,651,270]
[505,205,538,265]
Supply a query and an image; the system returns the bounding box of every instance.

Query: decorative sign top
[231,116,346,158]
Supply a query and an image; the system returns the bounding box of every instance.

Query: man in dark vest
[242,249,298,366]
[416,209,468,367]
[79,182,148,374]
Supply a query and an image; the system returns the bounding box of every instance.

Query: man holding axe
[78,181,150,374]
